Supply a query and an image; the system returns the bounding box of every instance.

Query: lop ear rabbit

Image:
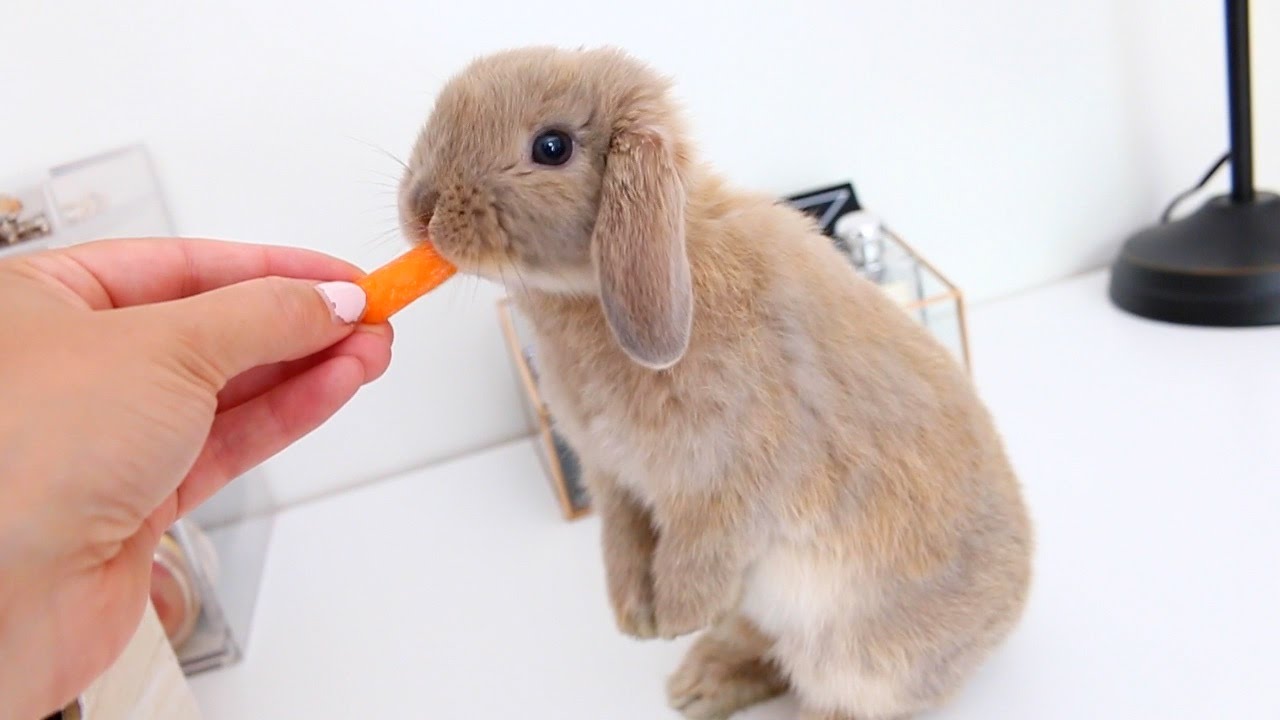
[400,46,1033,720]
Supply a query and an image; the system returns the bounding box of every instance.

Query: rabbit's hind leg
[667,615,788,720]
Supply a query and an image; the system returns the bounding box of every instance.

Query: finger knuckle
[167,323,226,391]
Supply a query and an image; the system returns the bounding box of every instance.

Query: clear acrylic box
[0,145,175,258]
[2,144,272,675]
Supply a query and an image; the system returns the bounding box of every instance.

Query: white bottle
[833,210,922,310]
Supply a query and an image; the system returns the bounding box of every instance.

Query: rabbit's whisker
[346,135,411,173]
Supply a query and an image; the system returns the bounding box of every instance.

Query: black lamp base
[1108,192,1280,326]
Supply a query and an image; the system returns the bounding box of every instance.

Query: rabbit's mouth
[413,235,517,286]
[401,181,596,296]
[422,215,597,297]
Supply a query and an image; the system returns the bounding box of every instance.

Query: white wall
[6,0,1276,517]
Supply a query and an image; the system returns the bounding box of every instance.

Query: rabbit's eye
[531,130,573,166]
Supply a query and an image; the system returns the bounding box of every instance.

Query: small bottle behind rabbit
[398,46,1033,720]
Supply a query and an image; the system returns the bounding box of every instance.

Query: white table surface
[189,270,1280,719]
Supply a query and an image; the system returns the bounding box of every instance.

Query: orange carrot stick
[355,242,457,323]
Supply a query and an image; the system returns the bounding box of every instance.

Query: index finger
[30,236,365,309]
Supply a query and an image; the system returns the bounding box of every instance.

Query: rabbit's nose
[413,186,439,226]
[400,183,438,241]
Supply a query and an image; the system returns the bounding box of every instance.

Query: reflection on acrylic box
[2,145,272,678]
[497,181,971,521]
[0,145,175,259]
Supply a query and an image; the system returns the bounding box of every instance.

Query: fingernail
[315,281,366,324]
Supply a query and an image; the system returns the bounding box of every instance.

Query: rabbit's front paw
[610,575,657,639]
[605,552,658,639]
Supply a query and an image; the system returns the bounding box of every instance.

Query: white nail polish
[315,281,366,324]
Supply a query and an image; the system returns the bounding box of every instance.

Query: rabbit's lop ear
[592,126,693,370]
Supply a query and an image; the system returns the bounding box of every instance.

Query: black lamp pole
[1227,0,1253,203]
[1109,0,1280,326]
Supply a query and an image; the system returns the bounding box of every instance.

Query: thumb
[158,277,366,382]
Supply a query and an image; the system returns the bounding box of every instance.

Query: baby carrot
[355,242,457,323]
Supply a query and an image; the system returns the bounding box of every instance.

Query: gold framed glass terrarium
[498,187,970,521]
[497,298,592,521]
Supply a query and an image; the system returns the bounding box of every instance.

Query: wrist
[0,411,73,572]
[0,573,61,720]
[0,438,68,719]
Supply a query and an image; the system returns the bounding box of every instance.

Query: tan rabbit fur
[400,46,1033,720]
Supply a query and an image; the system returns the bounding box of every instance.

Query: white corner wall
[5,0,1276,516]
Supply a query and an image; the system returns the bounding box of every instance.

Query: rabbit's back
[704,182,1031,714]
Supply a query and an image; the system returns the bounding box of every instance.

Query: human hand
[0,237,393,719]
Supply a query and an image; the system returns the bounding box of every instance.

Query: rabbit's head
[399,46,693,369]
